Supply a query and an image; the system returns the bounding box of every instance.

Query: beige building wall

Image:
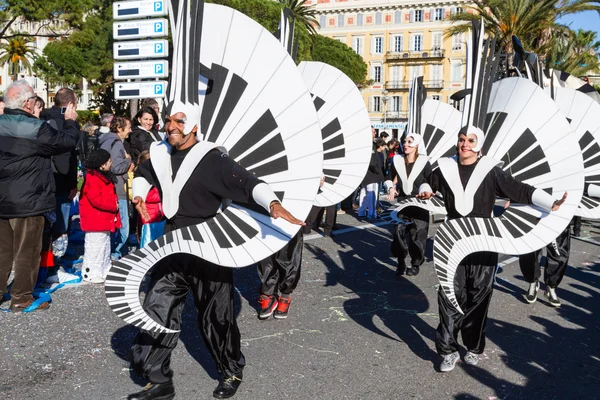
[308,0,472,136]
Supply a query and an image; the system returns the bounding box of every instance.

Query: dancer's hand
[133,196,150,223]
[416,192,434,200]
[387,187,397,202]
[552,192,568,211]
[270,202,305,226]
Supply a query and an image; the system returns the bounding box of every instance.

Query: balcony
[386,49,445,61]
[385,80,444,90]
[384,111,408,120]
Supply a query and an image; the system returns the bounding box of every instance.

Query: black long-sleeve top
[390,159,433,199]
[428,159,536,220]
[135,145,264,229]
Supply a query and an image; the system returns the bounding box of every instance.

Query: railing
[385,80,444,90]
[386,49,445,61]
[384,111,408,119]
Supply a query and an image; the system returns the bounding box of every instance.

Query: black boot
[128,381,175,400]
[213,374,243,399]
[396,257,407,276]
[406,265,420,276]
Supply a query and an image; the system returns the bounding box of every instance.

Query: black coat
[0,108,80,218]
[129,126,162,164]
[361,149,384,186]
[41,106,80,197]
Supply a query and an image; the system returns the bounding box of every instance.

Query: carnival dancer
[126,111,304,400]
[387,133,432,276]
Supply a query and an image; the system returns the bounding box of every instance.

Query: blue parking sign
[154,22,163,33]
[154,84,163,95]
[154,1,163,12]
[154,42,163,54]
[155,63,163,74]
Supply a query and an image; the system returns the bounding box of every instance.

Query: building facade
[0,18,94,110]
[309,0,472,137]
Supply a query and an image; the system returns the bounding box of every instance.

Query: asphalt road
[1,213,599,400]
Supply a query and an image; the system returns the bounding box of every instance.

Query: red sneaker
[273,296,291,319]
[257,294,278,320]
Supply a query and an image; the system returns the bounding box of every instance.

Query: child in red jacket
[136,151,165,248]
[79,149,122,283]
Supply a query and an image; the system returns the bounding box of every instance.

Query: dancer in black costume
[418,129,567,372]
[386,133,432,276]
[127,111,304,400]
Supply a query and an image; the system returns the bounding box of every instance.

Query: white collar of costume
[393,154,430,195]
[437,155,503,216]
[150,139,227,219]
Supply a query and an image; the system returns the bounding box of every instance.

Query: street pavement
[1,212,599,400]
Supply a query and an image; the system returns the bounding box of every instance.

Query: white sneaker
[464,351,479,366]
[544,287,561,307]
[84,276,105,284]
[525,281,540,304]
[439,351,460,372]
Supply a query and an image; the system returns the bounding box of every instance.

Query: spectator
[79,149,122,283]
[41,88,81,257]
[33,96,44,118]
[135,151,165,248]
[358,138,386,219]
[140,98,163,130]
[129,107,162,163]
[0,96,5,115]
[99,116,133,260]
[0,80,79,312]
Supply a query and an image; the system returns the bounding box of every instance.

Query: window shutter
[409,10,414,23]
[369,96,373,112]
[430,8,435,21]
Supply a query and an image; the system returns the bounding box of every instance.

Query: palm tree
[445,0,600,58]
[0,36,38,81]
[546,29,600,75]
[277,0,320,35]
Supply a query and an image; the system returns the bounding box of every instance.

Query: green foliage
[310,35,367,85]
[546,29,600,76]
[76,109,99,124]
[0,36,38,79]
[277,0,320,36]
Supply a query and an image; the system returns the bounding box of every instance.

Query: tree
[444,0,600,57]
[0,35,38,81]
[546,29,600,76]
[310,35,367,85]
[277,0,320,35]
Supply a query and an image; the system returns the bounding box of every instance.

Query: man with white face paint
[127,109,305,400]
[418,126,567,372]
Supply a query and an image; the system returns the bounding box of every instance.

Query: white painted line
[573,235,600,246]
[304,220,392,241]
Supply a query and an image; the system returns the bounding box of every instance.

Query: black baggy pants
[257,231,303,296]
[130,253,245,384]
[390,208,429,267]
[436,252,497,356]
[518,224,570,289]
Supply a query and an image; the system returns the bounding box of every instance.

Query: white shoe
[525,281,540,304]
[84,276,105,284]
[439,351,459,372]
[544,287,561,307]
[464,351,479,366]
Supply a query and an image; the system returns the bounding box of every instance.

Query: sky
[558,10,600,38]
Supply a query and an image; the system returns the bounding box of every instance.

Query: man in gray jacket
[0,81,80,311]
[98,116,133,260]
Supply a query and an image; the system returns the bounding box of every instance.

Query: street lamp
[382,89,390,131]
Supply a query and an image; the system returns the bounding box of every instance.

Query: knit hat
[85,149,111,170]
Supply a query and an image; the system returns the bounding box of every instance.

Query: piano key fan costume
[104,2,322,334]
[431,21,584,316]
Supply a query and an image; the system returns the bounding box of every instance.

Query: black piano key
[445,222,461,241]
[236,134,286,170]
[104,286,125,293]
[489,219,502,238]
[112,261,132,271]
[324,148,345,161]
[228,110,278,160]
[106,292,126,298]
[110,266,131,276]
[247,155,289,178]
[109,302,129,310]
[312,95,325,112]
[181,226,192,241]
[165,231,175,245]
[433,248,448,264]
[188,225,204,242]
[207,219,232,248]
[208,74,248,143]
[323,133,344,152]
[506,207,540,225]
[119,311,135,320]
[223,209,259,239]
[503,210,534,234]
[455,218,471,237]
[131,319,143,327]
[579,130,595,150]
[463,218,475,236]
[106,275,127,282]
[215,213,245,246]
[468,218,481,235]
[436,231,452,253]
[126,254,142,263]
[323,169,342,178]
[157,235,166,248]
[499,216,523,238]
[435,267,449,280]
[148,241,159,251]
[321,118,341,140]
[482,218,494,237]
[131,249,148,259]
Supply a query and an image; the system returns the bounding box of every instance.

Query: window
[373,65,382,83]
[451,60,462,82]
[352,36,364,55]
[410,10,423,22]
[375,12,382,25]
[372,96,381,112]
[392,96,401,112]
[434,8,444,21]
[357,13,363,26]
[452,34,463,50]
[335,36,346,44]
[411,34,423,51]
[392,36,404,52]
[320,15,326,28]
[390,65,403,84]
[431,64,443,86]
[455,7,463,14]
[410,65,423,81]
[394,11,402,24]
[432,32,442,51]
[338,14,344,27]
[373,37,383,54]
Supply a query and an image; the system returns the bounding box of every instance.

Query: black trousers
[257,231,303,296]
[303,205,337,234]
[518,225,570,288]
[390,208,429,267]
[436,252,497,356]
[130,253,245,384]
